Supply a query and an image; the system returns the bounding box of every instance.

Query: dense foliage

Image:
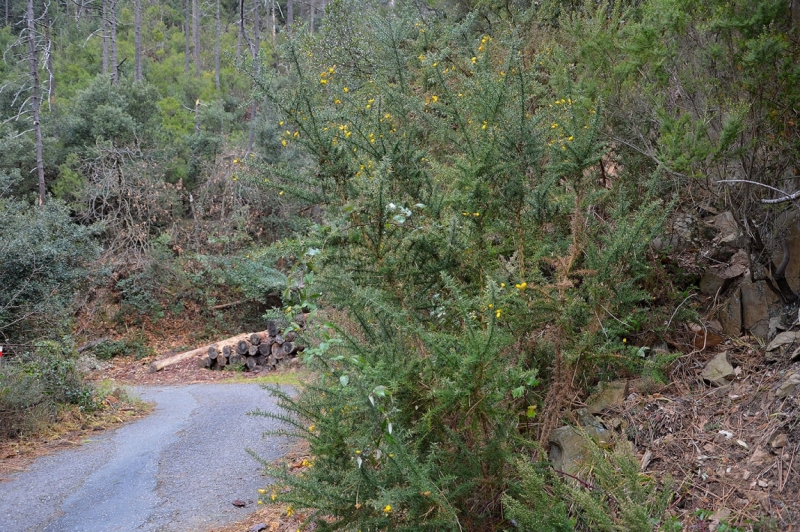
[1,0,798,528]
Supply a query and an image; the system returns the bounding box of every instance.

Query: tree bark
[236,339,250,355]
[214,0,221,89]
[245,356,257,371]
[309,0,315,34]
[286,0,293,33]
[134,0,142,81]
[192,0,200,76]
[26,0,45,206]
[149,331,270,372]
[184,0,190,75]
[110,0,117,83]
[102,0,109,75]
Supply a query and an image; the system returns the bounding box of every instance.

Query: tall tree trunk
[252,0,259,60]
[26,0,45,206]
[184,0,190,75]
[309,0,315,34]
[102,0,109,75]
[134,0,142,81]
[45,16,55,123]
[237,15,242,62]
[110,0,118,83]
[286,0,293,33]
[192,0,200,76]
[214,0,220,89]
[248,0,260,152]
[271,0,276,46]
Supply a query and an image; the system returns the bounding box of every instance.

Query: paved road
[0,383,290,532]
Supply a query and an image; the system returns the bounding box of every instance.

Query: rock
[701,352,735,386]
[718,288,742,337]
[775,373,800,399]
[231,499,247,507]
[699,250,749,296]
[548,425,610,476]
[769,432,788,450]
[75,355,110,373]
[586,380,628,414]
[765,331,800,351]
[650,234,681,253]
[740,278,778,339]
[249,524,267,532]
[748,447,772,467]
[707,211,743,246]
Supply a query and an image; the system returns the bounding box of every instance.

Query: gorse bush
[251,1,673,529]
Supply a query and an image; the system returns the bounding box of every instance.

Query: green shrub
[250,1,669,529]
[503,439,677,531]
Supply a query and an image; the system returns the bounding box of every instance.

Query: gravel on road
[0,383,290,532]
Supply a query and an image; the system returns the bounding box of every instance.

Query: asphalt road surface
[0,383,290,532]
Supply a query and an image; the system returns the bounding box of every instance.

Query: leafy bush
[0,194,100,343]
[0,342,99,440]
[503,441,677,531]
[251,1,669,529]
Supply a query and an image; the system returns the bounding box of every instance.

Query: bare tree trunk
[45,17,55,112]
[252,0,259,60]
[192,0,200,76]
[26,0,45,206]
[184,0,190,75]
[237,0,245,63]
[215,0,220,90]
[271,0,276,46]
[134,0,142,81]
[110,0,118,83]
[102,0,109,75]
[248,0,260,153]
[287,0,293,33]
[309,0,315,34]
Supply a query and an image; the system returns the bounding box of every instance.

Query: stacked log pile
[199,322,302,372]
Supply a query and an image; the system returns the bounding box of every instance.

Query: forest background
[1,0,798,529]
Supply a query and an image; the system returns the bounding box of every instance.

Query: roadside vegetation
[1,0,798,529]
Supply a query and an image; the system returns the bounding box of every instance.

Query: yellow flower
[495,309,502,318]
[462,212,469,216]
[500,283,506,288]
[328,66,335,74]
[551,123,558,129]
[432,62,438,67]
[257,500,263,505]
[293,131,299,138]
[308,425,315,431]
[568,136,574,141]
[418,54,425,62]
[473,212,480,216]
[258,489,266,494]
[281,140,287,147]
[343,87,349,92]
[622,338,627,343]
[320,79,328,84]
[471,57,477,64]
[279,121,284,126]
[431,95,438,103]
[383,505,392,514]
[279,191,284,196]
[515,282,528,290]
[233,158,239,164]
[481,121,487,130]
[287,506,295,517]
[334,99,341,105]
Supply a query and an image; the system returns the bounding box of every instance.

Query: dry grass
[0,389,152,480]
